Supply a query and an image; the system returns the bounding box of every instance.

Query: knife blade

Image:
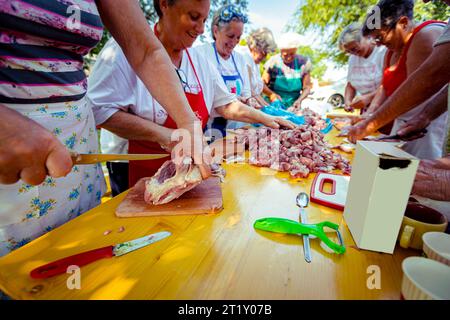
[30,231,171,279]
[369,128,428,141]
[70,152,169,165]
[300,208,312,263]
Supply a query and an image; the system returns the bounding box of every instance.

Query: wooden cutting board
[115,177,223,218]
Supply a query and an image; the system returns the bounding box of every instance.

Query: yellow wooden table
[0,129,418,299]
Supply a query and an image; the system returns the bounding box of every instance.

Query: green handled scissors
[254,217,346,254]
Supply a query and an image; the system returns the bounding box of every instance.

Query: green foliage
[84,0,248,70]
[294,0,450,66]
[297,45,328,80]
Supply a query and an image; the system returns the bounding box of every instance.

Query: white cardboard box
[343,141,419,254]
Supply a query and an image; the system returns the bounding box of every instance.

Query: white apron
[0,99,106,257]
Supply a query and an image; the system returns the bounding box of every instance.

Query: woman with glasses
[88,0,295,190]
[235,28,281,107]
[338,23,387,114]
[357,0,447,159]
[196,4,253,136]
[262,32,312,111]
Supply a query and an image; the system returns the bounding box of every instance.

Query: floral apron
[0,99,106,257]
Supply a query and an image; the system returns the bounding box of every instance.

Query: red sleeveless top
[383,20,446,97]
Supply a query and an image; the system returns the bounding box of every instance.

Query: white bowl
[401,257,450,300]
[423,232,450,266]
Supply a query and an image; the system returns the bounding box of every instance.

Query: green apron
[273,58,303,108]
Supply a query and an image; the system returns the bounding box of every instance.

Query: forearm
[262,83,276,97]
[297,74,312,102]
[297,86,311,102]
[345,83,356,105]
[420,84,448,122]
[367,45,450,130]
[365,86,386,115]
[362,91,377,103]
[96,0,197,126]
[100,111,170,145]
[216,101,266,124]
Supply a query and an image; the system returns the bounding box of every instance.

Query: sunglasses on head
[219,5,248,24]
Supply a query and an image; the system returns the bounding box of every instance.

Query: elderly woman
[349,0,447,159]
[196,4,253,135]
[338,23,387,113]
[88,0,295,190]
[262,32,312,110]
[0,0,209,257]
[236,28,280,106]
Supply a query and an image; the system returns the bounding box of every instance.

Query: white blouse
[347,46,386,95]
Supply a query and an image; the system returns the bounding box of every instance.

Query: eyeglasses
[371,27,395,46]
[175,68,192,93]
[175,68,189,91]
[219,5,248,24]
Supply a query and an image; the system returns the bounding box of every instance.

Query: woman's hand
[0,106,73,185]
[269,92,282,102]
[396,115,430,141]
[260,115,296,130]
[292,98,303,110]
[350,94,371,110]
[347,118,375,144]
[173,121,211,179]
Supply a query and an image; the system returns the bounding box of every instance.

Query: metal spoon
[296,192,312,263]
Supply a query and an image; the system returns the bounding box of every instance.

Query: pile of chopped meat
[287,107,329,131]
[233,126,351,178]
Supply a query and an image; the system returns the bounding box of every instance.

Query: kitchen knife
[30,231,171,279]
[368,128,428,141]
[71,152,169,165]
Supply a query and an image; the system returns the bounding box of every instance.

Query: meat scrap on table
[232,126,351,178]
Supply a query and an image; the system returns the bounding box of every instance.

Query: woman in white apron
[196,4,252,138]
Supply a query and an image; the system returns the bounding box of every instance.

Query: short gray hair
[338,23,363,51]
[247,28,277,54]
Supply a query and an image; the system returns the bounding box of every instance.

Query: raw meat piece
[232,125,351,179]
[144,158,202,205]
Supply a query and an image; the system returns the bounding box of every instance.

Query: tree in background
[294,0,450,66]
[85,0,248,70]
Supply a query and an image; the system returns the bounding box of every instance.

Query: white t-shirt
[347,46,386,95]
[196,42,252,99]
[87,38,236,154]
[235,45,264,95]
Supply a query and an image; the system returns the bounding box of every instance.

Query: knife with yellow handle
[70,152,169,165]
